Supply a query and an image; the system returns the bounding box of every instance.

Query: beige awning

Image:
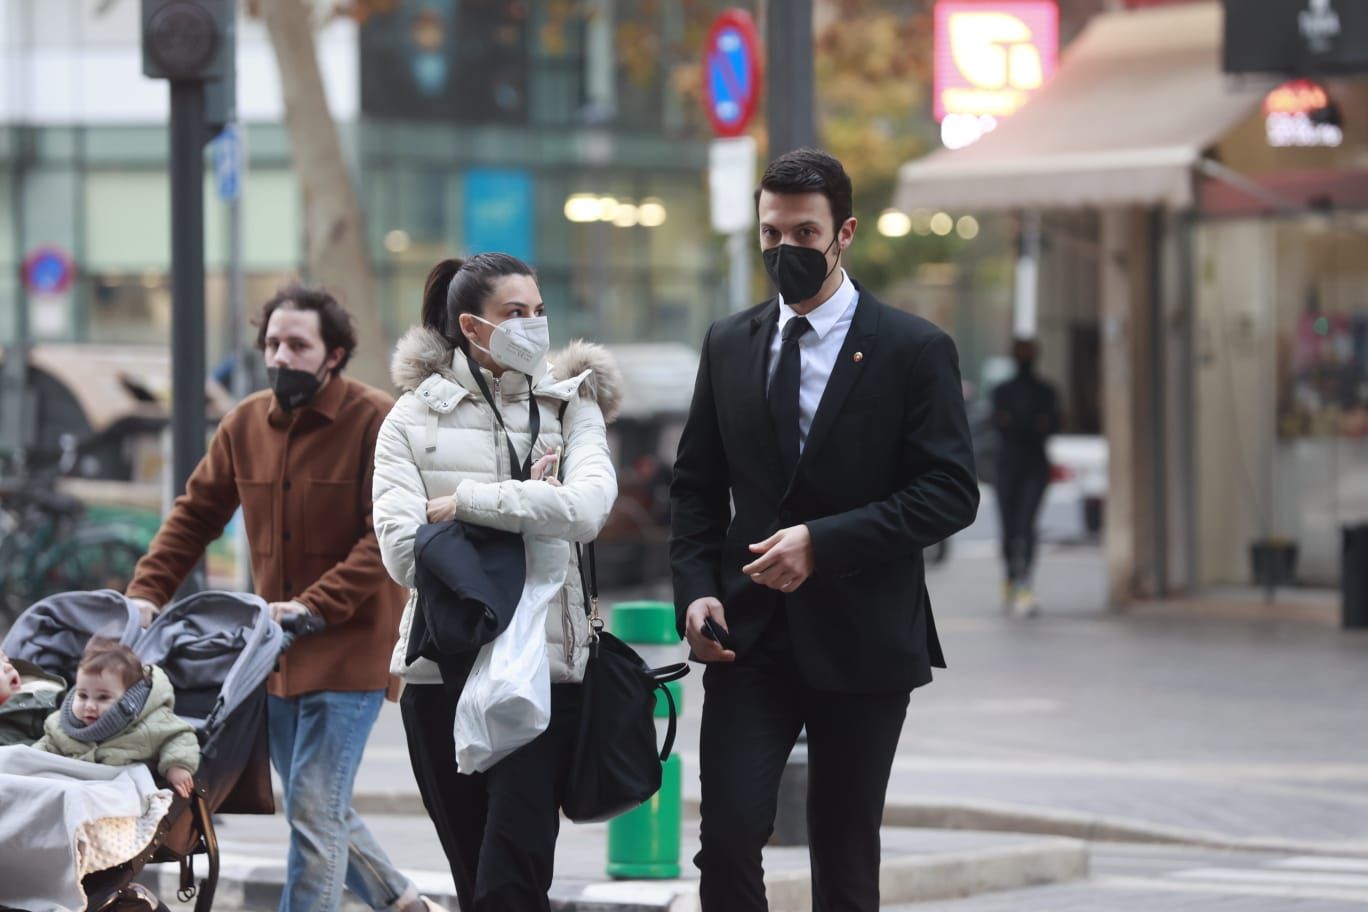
[2,345,233,432]
[895,2,1275,212]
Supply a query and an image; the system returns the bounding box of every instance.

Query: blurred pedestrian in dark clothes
[991,338,1060,617]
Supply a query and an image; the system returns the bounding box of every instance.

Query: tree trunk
[259,0,391,391]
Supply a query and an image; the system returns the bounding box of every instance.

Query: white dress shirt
[766,269,859,453]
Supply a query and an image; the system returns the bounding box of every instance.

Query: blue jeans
[268,690,414,912]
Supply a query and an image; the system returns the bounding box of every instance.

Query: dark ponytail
[421,258,463,341]
[422,253,537,354]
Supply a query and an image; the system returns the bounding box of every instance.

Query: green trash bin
[605,600,685,879]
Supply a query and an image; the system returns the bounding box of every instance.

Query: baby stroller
[1,588,319,912]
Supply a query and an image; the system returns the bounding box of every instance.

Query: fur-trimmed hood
[390,326,623,422]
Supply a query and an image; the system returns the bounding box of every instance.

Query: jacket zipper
[489,373,502,482]
[562,586,574,669]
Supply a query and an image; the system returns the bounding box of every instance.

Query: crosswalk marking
[1171,866,1368,890]
[1095,874,1368,903]
[1270,856,1368,874]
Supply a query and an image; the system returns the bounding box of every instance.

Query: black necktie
[768,316,812,477]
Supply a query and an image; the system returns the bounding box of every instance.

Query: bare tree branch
[259,0,391,390]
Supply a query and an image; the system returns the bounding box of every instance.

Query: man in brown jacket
[127,285,440,912]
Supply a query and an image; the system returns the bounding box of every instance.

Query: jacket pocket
[236,480,275,557]
[304,478,361,558]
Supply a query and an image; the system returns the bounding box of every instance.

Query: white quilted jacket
[374,326,621,686]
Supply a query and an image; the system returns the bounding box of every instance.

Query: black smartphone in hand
[701,616,732,649]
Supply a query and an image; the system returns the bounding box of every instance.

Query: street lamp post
[141,0,235,594]
[766,0,816,156]
[765,0,817,848]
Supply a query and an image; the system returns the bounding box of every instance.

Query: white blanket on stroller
[0,745,174,912]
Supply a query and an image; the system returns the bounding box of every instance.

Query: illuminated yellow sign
[934,2,1058,121]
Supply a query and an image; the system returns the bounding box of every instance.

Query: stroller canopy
[5,589,284,733]
[2,589,141,681]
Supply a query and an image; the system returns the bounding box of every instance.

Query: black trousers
[996,456,1050,583]
[696,612,910,912]
[400,679,581,912]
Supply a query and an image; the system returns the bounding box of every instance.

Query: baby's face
[0,653,17,705]
[72,668,126,725]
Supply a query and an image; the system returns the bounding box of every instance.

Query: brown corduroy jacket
[127,374,405,699]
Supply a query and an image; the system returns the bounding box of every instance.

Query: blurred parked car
[1047,434,1107,536]
[968,356,1107,539]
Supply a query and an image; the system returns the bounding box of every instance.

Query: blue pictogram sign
[22,247,74,296]
[704,9,762,138]
[213,123,243,203]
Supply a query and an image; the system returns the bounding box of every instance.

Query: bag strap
[648,663,689,684]
[655,679,679,762]
[574,540,599,630]
[648,662,689,761]
[466,352,539,481]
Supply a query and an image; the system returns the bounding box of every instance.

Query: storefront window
[1274,219,1368,440]
[1196,215,1368,588]
[82,168,302,347]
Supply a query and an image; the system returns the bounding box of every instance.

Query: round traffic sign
[704,10,762,138]
[146,1,219,79]
[22,247,74,296]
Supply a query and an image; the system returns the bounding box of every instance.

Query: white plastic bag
[454,535,569,773]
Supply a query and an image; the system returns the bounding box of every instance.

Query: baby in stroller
[0,649,66,745]
[31,637,199,799]
[2,589,293,912]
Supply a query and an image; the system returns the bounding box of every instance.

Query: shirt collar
[266,370,347,427]
[777,269,857,341]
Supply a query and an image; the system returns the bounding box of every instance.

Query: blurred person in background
[991,337,1060,617]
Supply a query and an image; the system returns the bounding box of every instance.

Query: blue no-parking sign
[213,123,244,202]
[704,10,762,138]
[22,247,74,296]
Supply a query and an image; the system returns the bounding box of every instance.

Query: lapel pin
[853,352,864,363]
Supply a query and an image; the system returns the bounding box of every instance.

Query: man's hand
[129,597,160,629]
[269,600,311,624]
[166,766,195,799]
[742,525,815,593]
[426,495,458,524]
[683,597,736,664]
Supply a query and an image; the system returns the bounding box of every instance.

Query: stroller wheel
[100,884,168,912]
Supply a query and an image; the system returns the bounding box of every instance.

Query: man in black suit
[670,149,979,911]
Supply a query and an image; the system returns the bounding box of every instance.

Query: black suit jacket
[669,285,979,693]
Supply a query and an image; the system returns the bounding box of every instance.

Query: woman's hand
[166,766,195,799]
[426,495,458,523]
[530,453,562,486]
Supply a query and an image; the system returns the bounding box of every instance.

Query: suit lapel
[794,291,880,474]
[746,299,785,483]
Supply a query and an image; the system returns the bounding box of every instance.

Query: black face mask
[267,364,327,412]
[762,237,839,304]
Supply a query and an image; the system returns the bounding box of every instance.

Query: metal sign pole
[170,79,208,594]
[765,0,815,155]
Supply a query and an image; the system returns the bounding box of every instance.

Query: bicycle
[0,437,147,630]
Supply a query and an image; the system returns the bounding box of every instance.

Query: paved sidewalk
[148,545,1366,909]
[138,817,1087,911]
[346,546,1368,858]
[887,843,1368,910]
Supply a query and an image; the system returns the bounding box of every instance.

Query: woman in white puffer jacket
[372,253,620,912]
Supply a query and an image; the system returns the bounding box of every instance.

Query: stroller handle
[277,612,326,655]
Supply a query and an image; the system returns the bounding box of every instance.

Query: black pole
[766,0,816,156]
[170,79,207,593]
[764,0,817,848]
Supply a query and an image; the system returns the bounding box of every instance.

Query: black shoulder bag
[561,516,689,823]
